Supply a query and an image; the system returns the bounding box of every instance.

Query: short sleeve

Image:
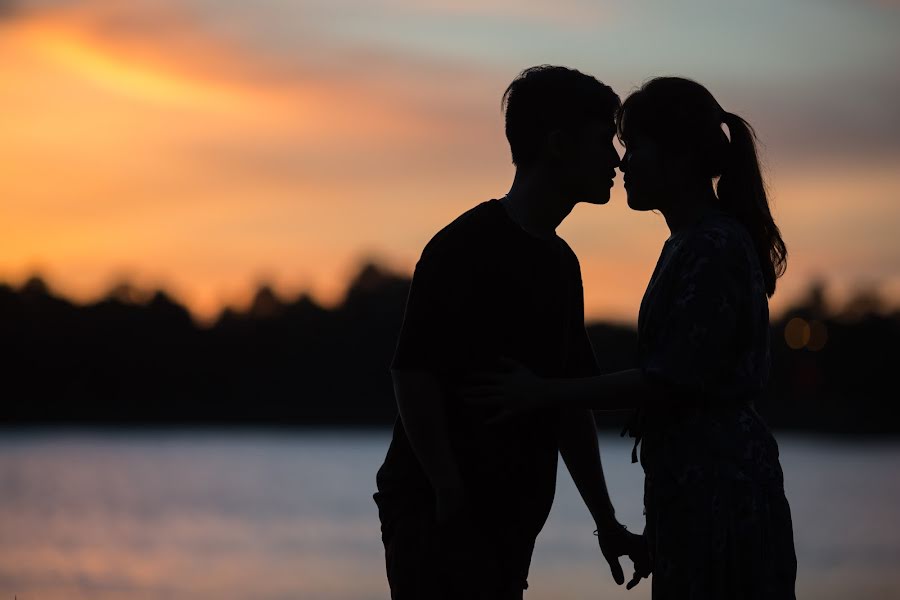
[390,241,483,373]
[641,229,743,397]
[564,254,601,377]
[568,325,601,377]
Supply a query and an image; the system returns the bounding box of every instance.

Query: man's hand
[595,522,651,589]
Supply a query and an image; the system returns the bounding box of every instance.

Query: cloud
[378,0,612,27]
[855,0,900,10]
[688,66,900,167]
[0,0,18,19]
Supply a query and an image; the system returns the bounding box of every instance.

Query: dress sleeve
[390,240,484,374]
[641,229,744,398]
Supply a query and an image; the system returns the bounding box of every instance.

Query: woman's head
[617,78,726,211]
[617,77,787,296]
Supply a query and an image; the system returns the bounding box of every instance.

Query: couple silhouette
[374,66,797,600]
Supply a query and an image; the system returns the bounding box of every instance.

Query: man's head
[502,66,621,205]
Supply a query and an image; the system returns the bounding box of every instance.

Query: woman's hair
[502,65,620,169]
[616,77,787,297]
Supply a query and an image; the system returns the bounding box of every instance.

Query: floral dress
[629,212,797,599]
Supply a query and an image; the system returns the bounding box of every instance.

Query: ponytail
[718,112,787,297]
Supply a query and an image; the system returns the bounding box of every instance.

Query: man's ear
[546,128,569,161]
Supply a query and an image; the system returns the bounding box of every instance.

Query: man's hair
[502,65,620,168]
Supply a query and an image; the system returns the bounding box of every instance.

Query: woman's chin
[626,193,656,212]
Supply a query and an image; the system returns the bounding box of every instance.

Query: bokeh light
[807,319,828,351]
[785,317,811,350]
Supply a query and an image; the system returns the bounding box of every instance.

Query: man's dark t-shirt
[375,199,599,563]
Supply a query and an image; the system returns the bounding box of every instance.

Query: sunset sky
[2,0,898,323]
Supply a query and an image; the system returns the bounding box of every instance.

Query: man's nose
[611,147,621,169]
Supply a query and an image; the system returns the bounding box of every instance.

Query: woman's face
[620,134,669,212]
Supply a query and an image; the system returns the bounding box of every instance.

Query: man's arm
[559,408,646,586]
[558,287,619,531]
[556,272,648,587]
[392,369,465,522]
[558,408,617,529]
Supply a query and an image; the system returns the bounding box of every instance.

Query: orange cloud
[17,24,253,114]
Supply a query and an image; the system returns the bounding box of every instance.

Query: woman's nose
[610,146,621,169]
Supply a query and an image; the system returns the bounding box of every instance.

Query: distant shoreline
[4,266,898,434]
[3,421,899,439]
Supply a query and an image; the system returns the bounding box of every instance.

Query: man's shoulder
[555,235,578,259]
[421,200,503,260]
[554,235,583,275]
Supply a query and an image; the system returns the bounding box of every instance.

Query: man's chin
[581,192,612,205]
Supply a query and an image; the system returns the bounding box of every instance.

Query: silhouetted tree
[1,271,897,432]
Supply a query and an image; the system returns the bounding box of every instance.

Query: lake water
[1,429,898,599]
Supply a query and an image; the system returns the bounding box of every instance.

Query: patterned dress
[629,212,797,599]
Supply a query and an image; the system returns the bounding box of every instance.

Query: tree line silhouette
[2,264,897,433]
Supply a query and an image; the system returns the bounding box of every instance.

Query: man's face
[557,118,621,206]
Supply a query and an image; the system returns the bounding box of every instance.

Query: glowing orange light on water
[784,317,811,350]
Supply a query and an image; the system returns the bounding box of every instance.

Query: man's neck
[501,168,572,240]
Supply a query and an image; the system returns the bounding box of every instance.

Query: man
[374,65,643,599]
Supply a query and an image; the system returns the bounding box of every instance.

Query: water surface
[1,430,898,599]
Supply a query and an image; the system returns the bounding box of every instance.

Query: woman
[468,77,797,599]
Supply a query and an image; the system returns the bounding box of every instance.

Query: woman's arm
[552,368,665,411]
[466,362,667,413]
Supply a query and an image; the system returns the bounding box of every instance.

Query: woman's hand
[463,357,551,421]
[594,521,652,590]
